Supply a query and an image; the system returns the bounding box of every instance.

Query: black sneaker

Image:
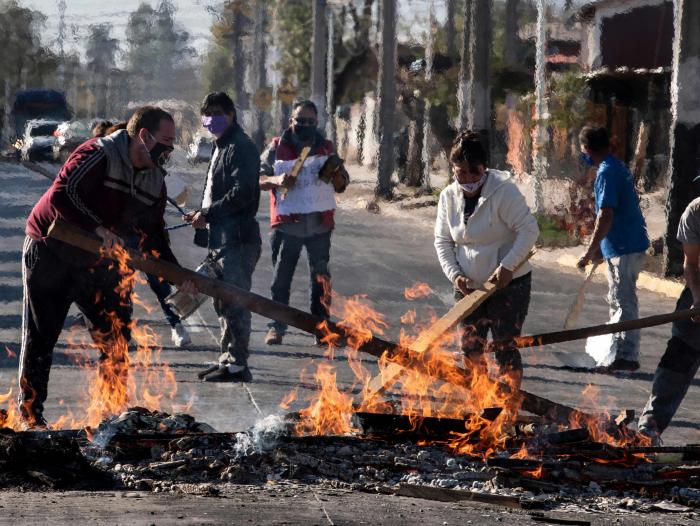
[204,364,252,383]
[607,358,640,372]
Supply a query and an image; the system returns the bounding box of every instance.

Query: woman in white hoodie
[434,131,539,388]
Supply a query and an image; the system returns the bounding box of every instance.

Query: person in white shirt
[434,130,539,389]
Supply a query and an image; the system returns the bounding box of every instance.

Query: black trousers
[455,273,531,379]
[18,237,132,422]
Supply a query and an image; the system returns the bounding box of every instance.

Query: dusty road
[0,160,697,525]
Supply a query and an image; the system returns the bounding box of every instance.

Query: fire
[404,283,433,300]
[295,362,354,436]
[523,464,545,479]
[0,242,180,431]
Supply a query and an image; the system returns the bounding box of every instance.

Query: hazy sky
[21,0,574,62]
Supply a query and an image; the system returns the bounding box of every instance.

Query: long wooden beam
[46,220,592,423]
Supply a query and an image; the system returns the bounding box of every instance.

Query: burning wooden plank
[45,220,595,425]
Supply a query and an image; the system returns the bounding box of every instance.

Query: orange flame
[404,283,433,300]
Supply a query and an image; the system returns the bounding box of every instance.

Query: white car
[20,119,61,162]
[187,135,213,165]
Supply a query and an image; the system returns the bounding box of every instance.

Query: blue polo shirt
[594,155,649,259]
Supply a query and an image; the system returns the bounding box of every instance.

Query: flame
[404,283,433,300]
[523,464,545,479]
[0,242,180,431]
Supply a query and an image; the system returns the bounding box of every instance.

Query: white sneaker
[171,323,191,348]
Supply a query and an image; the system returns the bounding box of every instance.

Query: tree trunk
[504,0,520,69]
[325,8,336,144]
[311,0,328,130]
[471,0,491,141]
[457,0,473,130]
[445,0,457,64]
[375,0,397,199]
[231,0,248,111]
[664,0,700,276]
[405,108,425,187]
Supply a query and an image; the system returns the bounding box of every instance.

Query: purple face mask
[202,115,229,135]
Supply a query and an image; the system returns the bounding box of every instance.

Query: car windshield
[29,123,59,137]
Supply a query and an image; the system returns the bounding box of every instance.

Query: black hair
[450,129,487,167]
[579,126,610,153]
[292,98,318,116]
[200,91,236,116]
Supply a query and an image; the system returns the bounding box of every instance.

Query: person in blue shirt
[577,126,650,372]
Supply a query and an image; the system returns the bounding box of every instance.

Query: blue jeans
[269,229,332,333]
[213,240,262,365]
[605,252,645,362]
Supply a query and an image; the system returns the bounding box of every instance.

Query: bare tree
[251,0,267,149]
[375,0,397,199]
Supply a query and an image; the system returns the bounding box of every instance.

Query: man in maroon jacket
[259,99,349,346]
[19,106,188,429]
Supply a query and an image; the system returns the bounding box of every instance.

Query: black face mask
[144,132,174,166]
[293,125,315,142]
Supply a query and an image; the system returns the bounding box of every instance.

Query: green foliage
[536,212,580,248]
[273,0,313,92]
[548,71,588,131]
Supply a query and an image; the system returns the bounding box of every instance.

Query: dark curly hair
[579,126,610,153]
[450,130,487,167]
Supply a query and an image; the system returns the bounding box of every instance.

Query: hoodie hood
[98,129,164,206]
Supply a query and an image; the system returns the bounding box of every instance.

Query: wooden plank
[259,146,311,194]
[45,220,592,424]
[365,251,535,401]
[563,262,598,329]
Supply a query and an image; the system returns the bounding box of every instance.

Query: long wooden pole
[46,220,592,423]
[490,306,699,353]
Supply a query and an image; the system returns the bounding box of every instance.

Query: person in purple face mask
[184,92,261,383]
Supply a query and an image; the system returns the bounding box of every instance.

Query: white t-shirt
[201,147,220,210]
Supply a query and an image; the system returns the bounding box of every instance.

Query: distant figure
[434,130,539,390]
[92,119,191,349]
[259,99,349,347]
[184,92,261,382]
[91,120,114,138]
[638,196,700,443]
[577,126,649,372]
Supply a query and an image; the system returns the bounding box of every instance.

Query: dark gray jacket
[200,122,261,249]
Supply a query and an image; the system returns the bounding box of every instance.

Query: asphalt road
[0,160,696,443]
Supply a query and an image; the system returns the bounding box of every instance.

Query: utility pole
[311,0,328,130]
[664,0,700,275]
[251,0,267,149]
[457,0,473,130]
[375,0,397,198]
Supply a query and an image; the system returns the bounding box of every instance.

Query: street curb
[552,254,684,299]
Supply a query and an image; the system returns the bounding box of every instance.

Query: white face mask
[454,174,486,194]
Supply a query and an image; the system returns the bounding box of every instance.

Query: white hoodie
[434,169,539,288]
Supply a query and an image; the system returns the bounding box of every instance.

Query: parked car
[53,120,91,163]
[20,119,61,162]
[187,135,213,164]
[12,89,71,139]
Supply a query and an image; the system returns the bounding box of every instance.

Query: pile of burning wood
[4,406,697,517]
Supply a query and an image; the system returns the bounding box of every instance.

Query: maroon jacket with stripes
[26,136,176,264]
